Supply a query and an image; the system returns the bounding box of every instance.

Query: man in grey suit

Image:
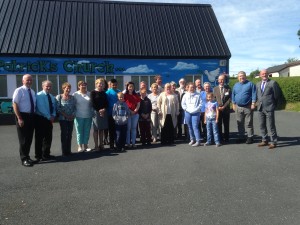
[256,69,281,149]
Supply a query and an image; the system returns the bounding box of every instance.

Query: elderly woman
[56,82,76,156]
[90,78,108,151]
[181,82,202,146]
[124,81,141,148]
[73,81,93,152]
[157,83,179,145]
[148,83,160,143]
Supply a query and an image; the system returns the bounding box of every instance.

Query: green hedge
[229,76,300,109]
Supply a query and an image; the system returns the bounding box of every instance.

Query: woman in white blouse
[73,81,93,152]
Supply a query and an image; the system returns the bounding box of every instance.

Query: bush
[228,76,300,109]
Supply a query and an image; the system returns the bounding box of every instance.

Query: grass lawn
[285,102,300,112]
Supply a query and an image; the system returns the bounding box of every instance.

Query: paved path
[0,111,299,225]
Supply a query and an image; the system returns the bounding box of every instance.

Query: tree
[249,69,260,79]
[298,29,300,47]
[285,57,299,64]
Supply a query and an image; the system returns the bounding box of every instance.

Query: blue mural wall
[0,57,229,87]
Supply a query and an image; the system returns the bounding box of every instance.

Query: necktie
[220,87,224,97]
[261,81,266,93]
[28,88,34,113]
[47,93,54,114]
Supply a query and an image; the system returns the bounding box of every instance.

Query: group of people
[13,70,281,167]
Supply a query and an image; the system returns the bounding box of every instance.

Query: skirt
[92,110,108,130]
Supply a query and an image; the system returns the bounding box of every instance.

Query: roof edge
[36,0,212,7]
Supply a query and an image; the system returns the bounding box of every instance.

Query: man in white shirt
[12,74,36,167]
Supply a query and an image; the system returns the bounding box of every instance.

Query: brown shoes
[258,141,277,149]
[258,141,268,147]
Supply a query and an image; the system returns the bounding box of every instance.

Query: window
[16,75,67,96]
[75,75,124,92]
[0,75,7,98]
[185,74,202,83]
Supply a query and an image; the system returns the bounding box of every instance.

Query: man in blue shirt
[35,80,56,161]
[106,79,121,150]
[232,71,256,144]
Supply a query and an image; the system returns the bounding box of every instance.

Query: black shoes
[22,159,33,167]
[35,155,56,163]
[43,155,56,160]
[235,137,253,144]
[246,137,253,144]
[235,138,246,144]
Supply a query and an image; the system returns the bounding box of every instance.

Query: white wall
[7,74,16,98]
[289,65,300,77]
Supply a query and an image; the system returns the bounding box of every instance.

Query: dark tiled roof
[267,61,300,73]
[0,0,231,58]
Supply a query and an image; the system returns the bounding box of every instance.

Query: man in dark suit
[213,74,231,143]
[256,69,281,149]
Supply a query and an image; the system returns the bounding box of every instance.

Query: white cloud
[171,62,199,70]
[124,65,154,73]
[158,62,168,66]
[77,60,91,64]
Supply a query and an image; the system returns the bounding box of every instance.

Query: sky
[109,0,300,76]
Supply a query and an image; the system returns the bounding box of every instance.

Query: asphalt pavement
[0,110,299,225]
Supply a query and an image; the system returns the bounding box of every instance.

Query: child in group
[138,89,152,146]
[204,92,221,147]
[112,92,130,151]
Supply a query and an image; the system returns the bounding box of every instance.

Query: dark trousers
[200,112,207,140]
[16,113,35,161]
[59,120,74,155]
[108,115,116,148]
[139,121,152,144]
[115,124,127,149]
[161,114,174,144]
[218,111,230,141]
[177,109,183,137]
[35,115,53,159]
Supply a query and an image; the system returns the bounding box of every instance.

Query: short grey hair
[170,81,177,86]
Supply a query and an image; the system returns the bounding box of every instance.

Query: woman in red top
[124,81,141,148]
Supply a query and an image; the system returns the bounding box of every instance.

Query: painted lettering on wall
[63,60,125,74]
[0,60,57,73]
[0,60,125,74]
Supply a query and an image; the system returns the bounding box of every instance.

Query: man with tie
[35,80,56,161]
[213,74,231,143]
[256,69,281,149]
[12,74,36,167]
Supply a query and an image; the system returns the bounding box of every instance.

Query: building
[0,0,231,101]
[267,61,300,77]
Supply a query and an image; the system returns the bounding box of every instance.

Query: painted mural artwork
[0,57,228,87]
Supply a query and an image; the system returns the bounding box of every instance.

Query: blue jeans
[74,117,92,145]
[185,111,201,142]
[127,113,139,145]
[206,118,220,144]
